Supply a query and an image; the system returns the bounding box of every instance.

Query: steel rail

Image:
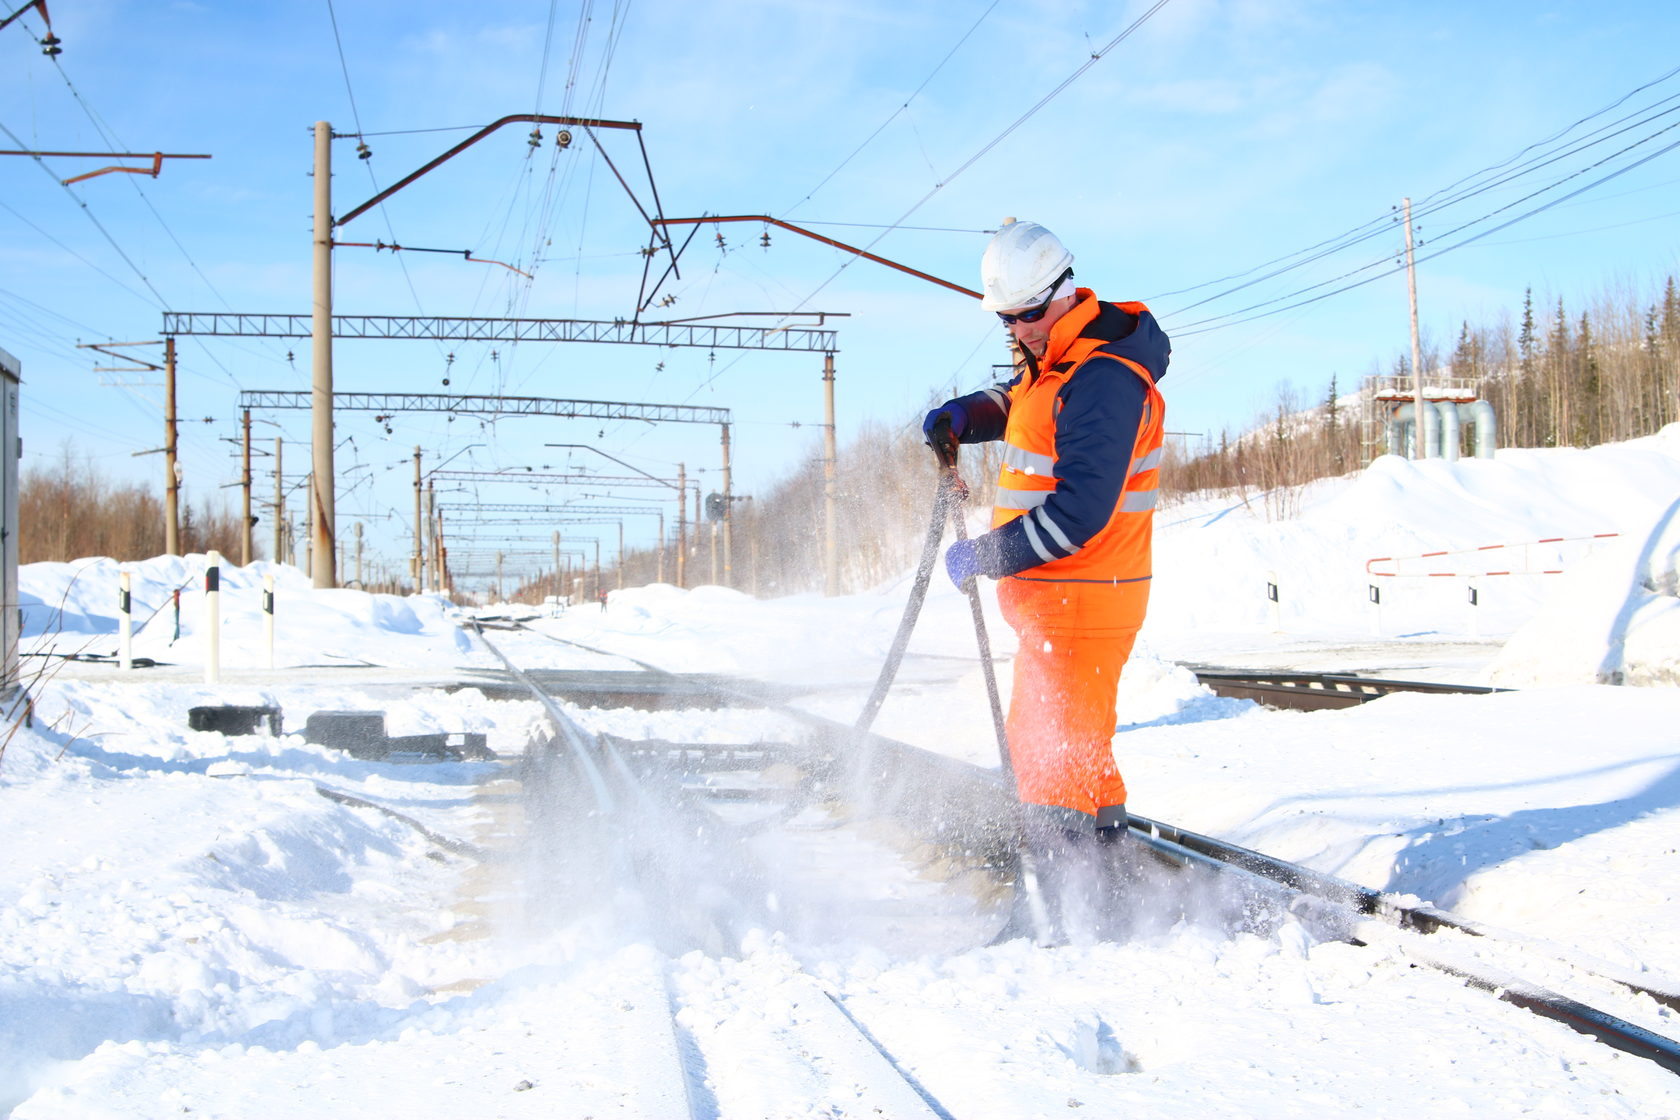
[1191,668,1508,711]
[481,619,1680,1080]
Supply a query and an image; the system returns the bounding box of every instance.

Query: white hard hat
[979,219,1075,311]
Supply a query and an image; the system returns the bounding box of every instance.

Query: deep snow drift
[4,430,1680,1117]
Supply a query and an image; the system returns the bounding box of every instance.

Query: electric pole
[241,408,253,565]
[165,336,180,555]
[1403,196,1426,460]
[272,437,284,565]
[311,120,337,587]
[412,446,423,591]
[721,421,733,587]
[676,462,687,588]
[822,352,838,595]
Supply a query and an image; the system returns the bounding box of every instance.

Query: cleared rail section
[466,621,1680,1100]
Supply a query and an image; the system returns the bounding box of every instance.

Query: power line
[1166,111,1680,335]
[779,0,1002,220]
[792,0,1175,312]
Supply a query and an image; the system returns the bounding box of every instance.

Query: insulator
[715,231,726,249]
[356,141,372,160]
[40,34,61,56]
[760,230,771,249]
[528,127,542,148]
[442,377,451,387]
[556,129,572,150]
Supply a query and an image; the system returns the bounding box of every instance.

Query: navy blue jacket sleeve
[972,357,1147,578]
[947,375,1018,444]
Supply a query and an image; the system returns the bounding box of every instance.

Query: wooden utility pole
[822,352,838,595]
[1402,197,1426,460]
[311,120,337,587]
[412,446,423,591]
[240,408,253,565]
[272,437,284,565]
[676,462,687,588]
[617,521,625,589]
[165,336,180,555]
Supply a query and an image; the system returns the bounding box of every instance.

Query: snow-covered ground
[4,429,1680,1117]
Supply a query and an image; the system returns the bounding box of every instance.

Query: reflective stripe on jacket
[991,292,1168,630]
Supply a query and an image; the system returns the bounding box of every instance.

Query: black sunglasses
[996,269,1072,325]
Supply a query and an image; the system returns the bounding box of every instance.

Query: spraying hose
[856,417,1050,943]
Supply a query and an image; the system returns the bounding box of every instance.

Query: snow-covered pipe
[1434,400,1461,462]
[118,570,132,671]
[1390,402,1440,459]
[205,551,221,685]
[263,572,275,670]
[1462,399,1497,459]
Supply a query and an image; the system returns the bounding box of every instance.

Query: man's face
[1002,295,1076,358]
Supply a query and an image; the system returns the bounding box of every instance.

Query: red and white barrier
[1366,533,1620,578]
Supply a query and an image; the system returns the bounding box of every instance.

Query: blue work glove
[945,538,983,589]
[922,400,968,444]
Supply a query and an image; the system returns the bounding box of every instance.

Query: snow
[5,432,1680,1117]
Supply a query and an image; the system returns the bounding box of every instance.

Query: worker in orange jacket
[923,219,1169,940]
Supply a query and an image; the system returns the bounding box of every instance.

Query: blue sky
[2,0,1678,585]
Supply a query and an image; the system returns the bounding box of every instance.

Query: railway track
[1188,667,1507,711]
[462,619,1680,1113]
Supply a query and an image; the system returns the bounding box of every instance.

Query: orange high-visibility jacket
[992,292,1168,635]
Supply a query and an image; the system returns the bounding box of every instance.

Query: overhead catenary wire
[789,0,1176,313]
[779,0,1003,220]
[1150,65,1680,317]
[1168,131,1680,339]
[1164,112,1680,336]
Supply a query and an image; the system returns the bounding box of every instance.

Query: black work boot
[990,805,1106,946]
[1093,805,1132,941]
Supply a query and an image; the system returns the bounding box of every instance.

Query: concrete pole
[165,335,180,556]
[240,408,252,565]
[656,512,665,585]
[496,550,504,603]
[822,352,839,595]
[426,481,437,592]
[1403,196,1426,460]
[617,521,624,590]
[355,521,363,587]
[676,462,687,589]
[273,437,283,565]
[552,530,560,603]
[412,447,423,591]
[302,472,312,577]
[720,422,733,587]
[311,120,337,587]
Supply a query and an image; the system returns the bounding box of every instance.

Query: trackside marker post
[264,573,275,669]
[118,571,132,670]
[1266,571,1281,632]
[1368,583,1382,637]
[1468,580,1480,639]
[205,551,221,685]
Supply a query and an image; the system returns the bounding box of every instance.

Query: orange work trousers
[998,577,1147,820]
